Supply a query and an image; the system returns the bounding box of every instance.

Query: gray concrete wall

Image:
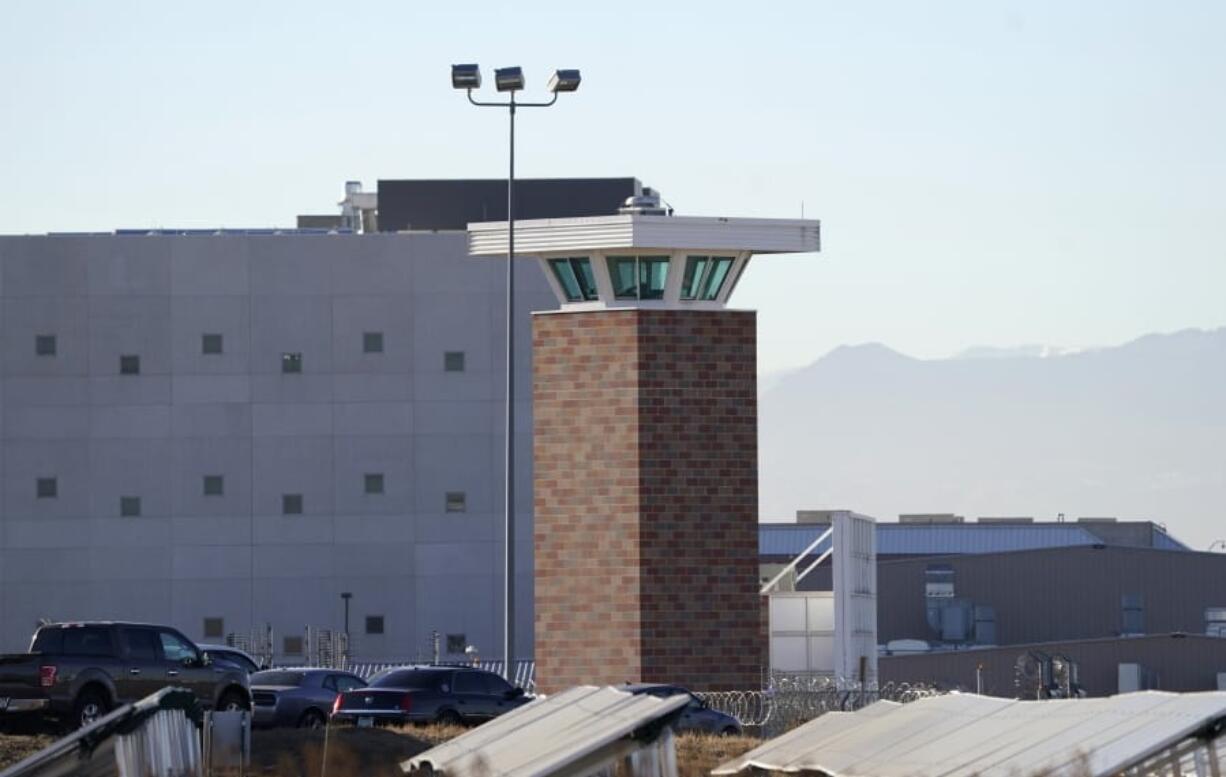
[0,232,554,662]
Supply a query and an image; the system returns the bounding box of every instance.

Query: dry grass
[675,733,762,777]
[0,732,56,770]
[2,723,763,776]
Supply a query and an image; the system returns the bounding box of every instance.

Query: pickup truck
[0,621,250,730]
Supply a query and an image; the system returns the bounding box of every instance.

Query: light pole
[340,592,352,661]
[451,64,581,681]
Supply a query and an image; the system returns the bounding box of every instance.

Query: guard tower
[469,194,820,693]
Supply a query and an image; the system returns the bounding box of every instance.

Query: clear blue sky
[2,0,1223,373]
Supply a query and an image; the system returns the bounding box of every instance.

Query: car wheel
[298,709,326,729]
[721,725,741,736]
[73,688,109,730]
[218,690,249,713]
[436,709,462,726]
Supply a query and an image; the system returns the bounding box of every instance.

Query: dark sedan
[332,666,529,727]
[624,684,742,735]
[250,669,366,728]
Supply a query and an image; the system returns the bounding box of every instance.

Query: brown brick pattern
[533,309,763,693]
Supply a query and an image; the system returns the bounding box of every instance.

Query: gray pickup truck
[0,621,250,730]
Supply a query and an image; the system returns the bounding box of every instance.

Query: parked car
[0,622,250,730]
[251,668,366,729]
[623,684,742,735]
[332,666,529,727]
[199,645,266,674]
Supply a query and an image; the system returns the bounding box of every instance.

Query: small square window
[283,636,303,656]
[365,616,385,635]
[282,493,304,515]
[36,477,58,499]
[444,351,465,372]
[203,617,224,639]
[446,634,467,654]
[119,354,141,375]
[35,334,57,356]
[364,473,384,495]
[119,496,141,517]
[202,333,224,355]
[281,352,303,374]
[445,491,467,513]
[203,475,224,496]
[363,332,384,354]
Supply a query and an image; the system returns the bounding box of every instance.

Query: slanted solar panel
[714,691,1226,777]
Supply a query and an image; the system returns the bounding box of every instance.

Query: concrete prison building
[0,178,644,662]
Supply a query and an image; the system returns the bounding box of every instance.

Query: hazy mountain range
[758,327,1226,550]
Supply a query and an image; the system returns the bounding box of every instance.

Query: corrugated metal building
[880,635,1226,697]
[758,520,1185,560]
[877,546,1226,645]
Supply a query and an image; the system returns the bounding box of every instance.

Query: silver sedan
[250,669,366,728]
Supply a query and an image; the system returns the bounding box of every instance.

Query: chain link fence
[696,677,941,737]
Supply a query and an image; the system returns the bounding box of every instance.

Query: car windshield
[251,670,306,686]
[369,669,449,690]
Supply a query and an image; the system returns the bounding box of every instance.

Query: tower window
[606,255,669,300]
[548,257,599,301]
[680,256,735,301]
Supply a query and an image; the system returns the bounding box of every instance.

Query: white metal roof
[401,685,689,777]
[713,691,1226,777]
[467,214,820,256]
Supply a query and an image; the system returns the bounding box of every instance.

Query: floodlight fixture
[451,64,482,90]
[495,66,526,92]
[548,69,581,93]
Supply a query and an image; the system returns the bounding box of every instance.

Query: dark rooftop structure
[376,177,641,232]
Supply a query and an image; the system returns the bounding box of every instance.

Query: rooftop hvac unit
[900,513,965,524]
[940,599,974,643]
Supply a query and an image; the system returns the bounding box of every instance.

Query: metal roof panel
[714,691,1226,777]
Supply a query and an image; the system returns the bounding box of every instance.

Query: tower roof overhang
[467,214,820,257]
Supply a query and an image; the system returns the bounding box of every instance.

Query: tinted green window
[639,256,669,300]
[607,256,638,298]
[680,256,735,301]
[548,257,598,301]
[606,256,670,300]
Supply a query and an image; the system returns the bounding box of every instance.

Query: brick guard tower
[469,197,820,693]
